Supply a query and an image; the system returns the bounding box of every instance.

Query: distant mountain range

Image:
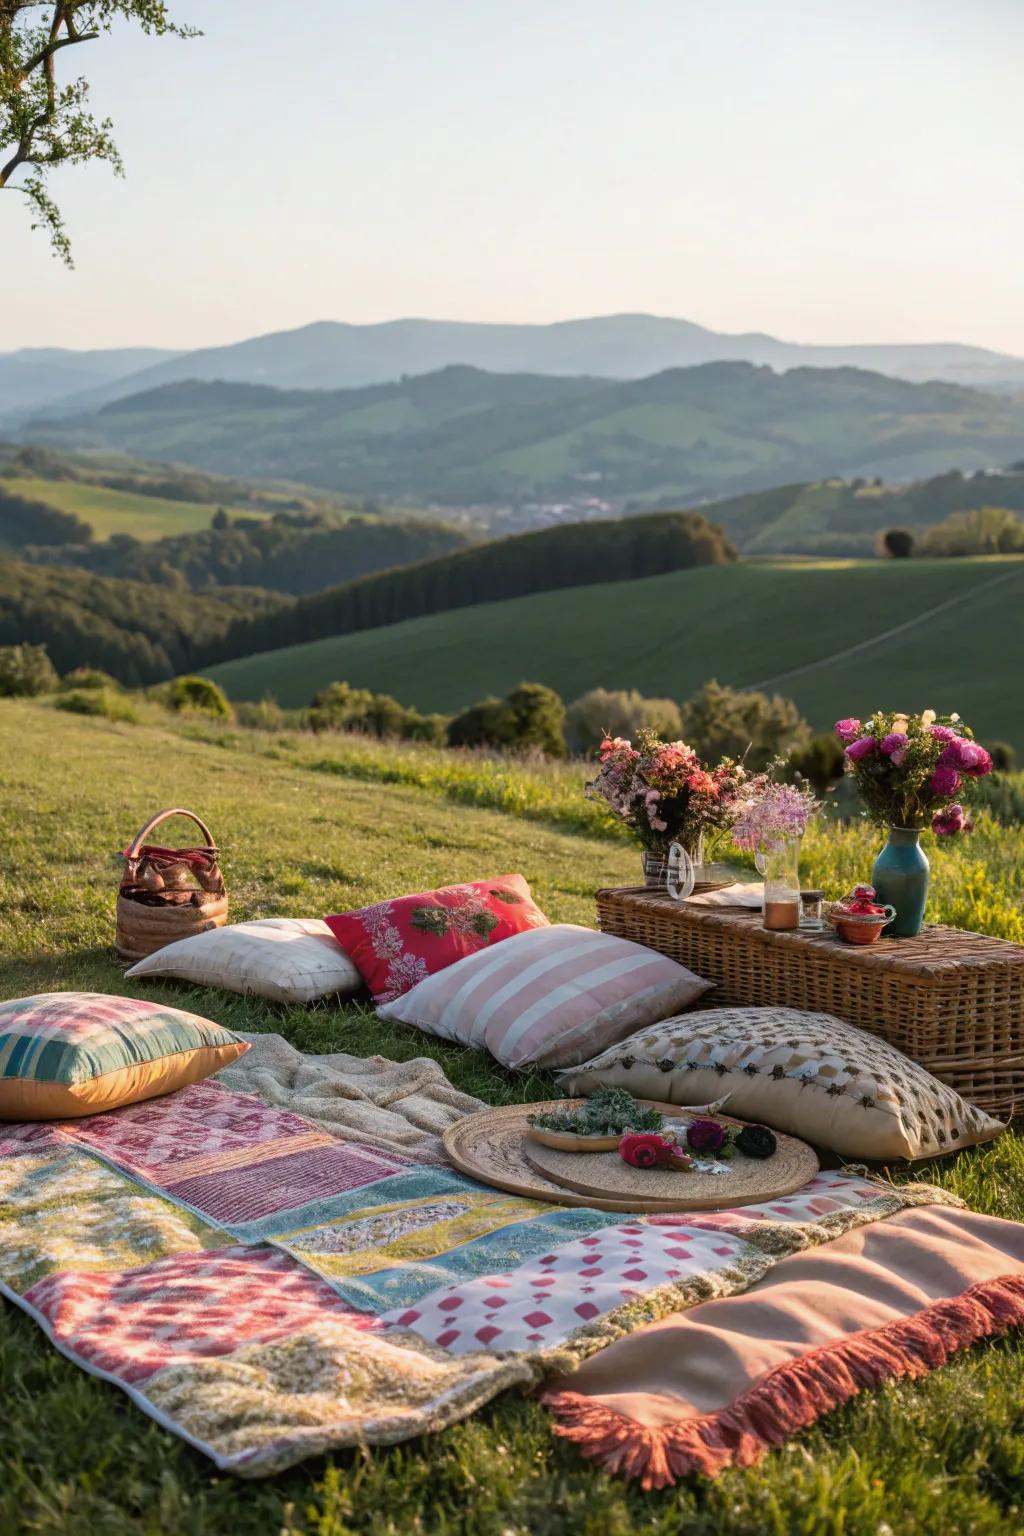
[0,347,177,418]
[29,362,1024,514]
[4,314,1024,423]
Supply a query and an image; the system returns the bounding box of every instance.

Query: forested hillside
[197,509,736,667]
[34,361,1024,509]
[20,511,475,594]
[0,558,290,683]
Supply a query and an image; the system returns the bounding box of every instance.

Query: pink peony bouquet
[836,709,992,835]
[587,729,750,854]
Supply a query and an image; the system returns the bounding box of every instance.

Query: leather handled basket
[116,807,228,961]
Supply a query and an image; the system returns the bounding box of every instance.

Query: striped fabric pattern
[377,924,713,1068]
[0,993,244,1086]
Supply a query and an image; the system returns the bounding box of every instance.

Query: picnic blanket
[1,1073,1017,1479]
[217,1031,484,1163]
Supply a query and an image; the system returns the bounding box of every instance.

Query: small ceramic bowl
[826,904,897,945]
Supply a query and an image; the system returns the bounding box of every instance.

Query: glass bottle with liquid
[755,838,802,931]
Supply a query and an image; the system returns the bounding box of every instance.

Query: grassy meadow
[3,474,274,542]
[3,698,1024,1535]
[203,555,1024,753]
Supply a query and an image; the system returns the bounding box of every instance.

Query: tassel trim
[541,1273,1024,1490]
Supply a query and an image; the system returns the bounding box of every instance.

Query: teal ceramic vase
[871,827,929,937]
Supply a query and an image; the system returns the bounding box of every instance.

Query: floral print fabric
[324,874,549,1002]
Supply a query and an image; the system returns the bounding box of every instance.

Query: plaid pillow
[0,992,248,1121]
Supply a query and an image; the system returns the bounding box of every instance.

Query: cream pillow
[559,1005,1004,1161]
[377,923,713,1069]
[125,918,363,1003]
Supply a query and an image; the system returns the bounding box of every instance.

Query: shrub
[308,679,448,743]
[787,732,846,793]
[55,688,140,723]
[564,688,683,756]
[162,675,232,717]
[680,678,811,770]
[918,506,1024,556]
[58,666,122,692]
[448,681,566,757]
[881,528,915,558]
[988,741,1018,773]
[0,643,59,697]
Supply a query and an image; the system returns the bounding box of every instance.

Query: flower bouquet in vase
[732,781,820,931]
[837,710,993,936]
[587,730,749,894]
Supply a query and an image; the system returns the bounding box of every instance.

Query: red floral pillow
[324,874,549,1003]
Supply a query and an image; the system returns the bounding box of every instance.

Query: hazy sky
[4,0,1023,354]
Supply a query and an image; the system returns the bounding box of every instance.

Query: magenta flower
[932,803,966,836]
[835,718,862,744]
[879,732,909,758]
[929,725,957,744]
[686,1118,728,1154]
[845,735,876,762]
[928,764,961,798]
[958,742,993,778]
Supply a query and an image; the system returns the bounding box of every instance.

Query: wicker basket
[597,886,1024,1120]
[116,808,228,961]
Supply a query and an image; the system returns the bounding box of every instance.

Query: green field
[3,699,1024,1536]
[205,556,1024,752]
[4,474,273,542]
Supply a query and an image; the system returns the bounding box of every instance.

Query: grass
[3,698,1024,1535]
[202,556,1024,754]
[4,474,275,542]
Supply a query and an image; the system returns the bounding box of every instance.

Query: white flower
[920,709,937,726]
[950,712,960,722]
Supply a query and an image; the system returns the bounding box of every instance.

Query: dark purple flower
[686,1117,728,1154]
[932,803,966,836]
[845,735,877,762]
[879,732,909,758]
[734,1124,778,1159]
[835,717,862,744]
[928,764,961,798]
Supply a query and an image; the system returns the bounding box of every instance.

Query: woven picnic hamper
[116,807,227,961]
[596,887,1024,1120]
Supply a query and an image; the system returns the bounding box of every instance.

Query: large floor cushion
[377,923,713,1068]
[559,1005,1004,1160]
[126,918,363,1003]
[0,992,249,1120]
[326,873,550,1003]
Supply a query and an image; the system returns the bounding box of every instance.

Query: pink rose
[932,803,966,836]
[845,735,877,762]
[879,732,909,758]
[835,718,862,744]
[928,764,961,798]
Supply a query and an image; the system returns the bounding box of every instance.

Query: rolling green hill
[36,361,1024,509]
[204,556,1024,751]
[1,473,275,541]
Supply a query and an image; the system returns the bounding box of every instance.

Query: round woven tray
[443,1100,819,1214]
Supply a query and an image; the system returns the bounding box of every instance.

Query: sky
[3,0,1023,355]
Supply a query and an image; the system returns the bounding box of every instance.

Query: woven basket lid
[442,1100,819,1214]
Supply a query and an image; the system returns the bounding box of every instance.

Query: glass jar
[755,838,802,931]
[799,889,825,931]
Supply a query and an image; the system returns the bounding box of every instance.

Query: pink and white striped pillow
[375,924,713,1069]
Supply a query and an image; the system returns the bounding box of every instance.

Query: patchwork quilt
[0,1079,961,1476]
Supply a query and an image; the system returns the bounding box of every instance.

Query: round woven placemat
[443,1100,819,1214]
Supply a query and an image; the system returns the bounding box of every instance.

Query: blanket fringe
[541,1273,1024,1489]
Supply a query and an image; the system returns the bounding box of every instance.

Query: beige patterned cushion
[559,1006,1004,1160]
[125,918,363,1004]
